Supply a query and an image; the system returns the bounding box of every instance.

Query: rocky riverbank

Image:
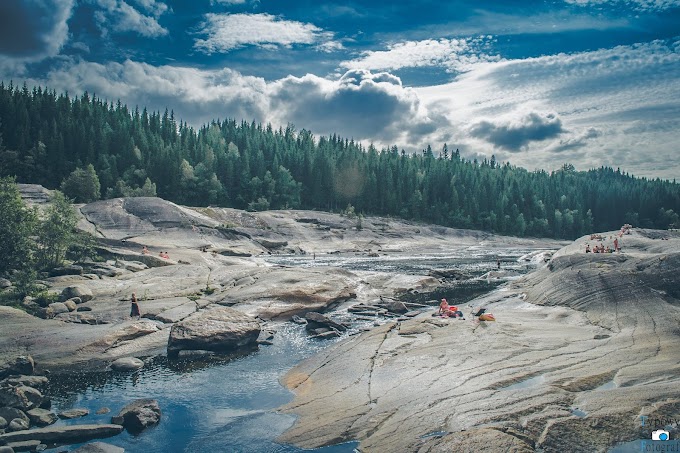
[278,228,680,452]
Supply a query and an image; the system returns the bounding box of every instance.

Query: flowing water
[44,247,546,452]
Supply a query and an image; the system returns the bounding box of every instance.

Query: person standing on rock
[130,292,141,319]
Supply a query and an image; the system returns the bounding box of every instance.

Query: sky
[0,0,679,180]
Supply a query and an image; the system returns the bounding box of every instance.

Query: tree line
[1,81,679,239]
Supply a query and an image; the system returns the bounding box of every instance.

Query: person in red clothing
[438,298,465,319]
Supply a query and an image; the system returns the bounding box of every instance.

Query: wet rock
[7,419,28,432]
[167,306,260,358]
[95,408,110,415]
[58,408,89,420]
[110,358,144,372]
[0,410,28,427]
[304,312,347,333]
[26,409,57,427]
[0,424,124,445]
[291,315,307,325]
[311,331,341,339]
[60,286,93,303]
[428,269,472,280]
[0,358,34,380]
[111,399,161,433]
[7,440,42,451]
[72,442,124,453]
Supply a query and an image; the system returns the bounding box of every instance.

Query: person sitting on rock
[142,246,149,255]
[586,244,591,253]
[438,298,464,319]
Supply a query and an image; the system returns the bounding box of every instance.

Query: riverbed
[43,248,548,452]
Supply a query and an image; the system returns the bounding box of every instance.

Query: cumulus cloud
[469,111,565,152]
[563,0,680,11]
[93,0,169,38]
[0,0,74,61]
[194,13,340,54]
[341,37,500,73]
[269,69,437,144]
[17,60,434,148]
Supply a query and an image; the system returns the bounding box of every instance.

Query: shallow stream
[44,247,546,452]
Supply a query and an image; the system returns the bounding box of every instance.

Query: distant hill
[1,81,678,239]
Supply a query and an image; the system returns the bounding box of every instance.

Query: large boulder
[0,416,6,429]
[0,357,34,380]
[26,408,57,427]
[47,303,69,316]
[1,376,47,390]
[60,286,93,303]
[0,386,43,411]
[167,307,260,358]
[7,418,28,432]
[111,399,161,433]
[0,279,11,289]
[110,358,144,372]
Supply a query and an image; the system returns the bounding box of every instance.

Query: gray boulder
[72,442,125,453]
[7,440,41,451]
[0,416,6,429]
[304,312,348,333]
[110,358,144,372]
[1,376,47,390]
[0,409,28,427]
[63,300,78,312]
[0,424,123,444]
[0,446,13,453]
[60,286,93,303]
[58,408,89,419]
[26,409,57,427]
[0,357,34,380]
[383,300,408,314]
[0,279,10,289]
[7,419,28,432]
[48,303,69,316]
[0,386,43,411]
[111,399,161,433]
[167,307,260,358]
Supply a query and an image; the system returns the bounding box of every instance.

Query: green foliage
[60,164,101,203]
[1,83,680,239]
[33,290,60,308]
[35,191,78,269]
[0,176,37,278]
[66,229,99,263]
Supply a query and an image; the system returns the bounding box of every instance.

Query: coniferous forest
[1,82,679,240]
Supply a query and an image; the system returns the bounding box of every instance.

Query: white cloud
[564,0,680,11]
[194,13,338,54]
[416,39,680,179]
[94,0,169,38]
[0,0,74,62]
[10,60,431,147]
[341,37,500,73]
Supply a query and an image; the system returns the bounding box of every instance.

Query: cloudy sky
[1,0,679,179]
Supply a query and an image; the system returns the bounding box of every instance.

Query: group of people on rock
[586,234,621,254]
[159,251,170,259]
[438,298,465,319]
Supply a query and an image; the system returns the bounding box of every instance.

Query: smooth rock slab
[0,424,123,444]
[110,358,144,372]
[72,442,125,453]
[6,439,41,452]
[58,408,90,419]
[111,399,161,433]
[167,306,260,358]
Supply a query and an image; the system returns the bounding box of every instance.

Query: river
[44,247,547,452]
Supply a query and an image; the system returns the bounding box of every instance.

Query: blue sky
[1,0,679,179]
